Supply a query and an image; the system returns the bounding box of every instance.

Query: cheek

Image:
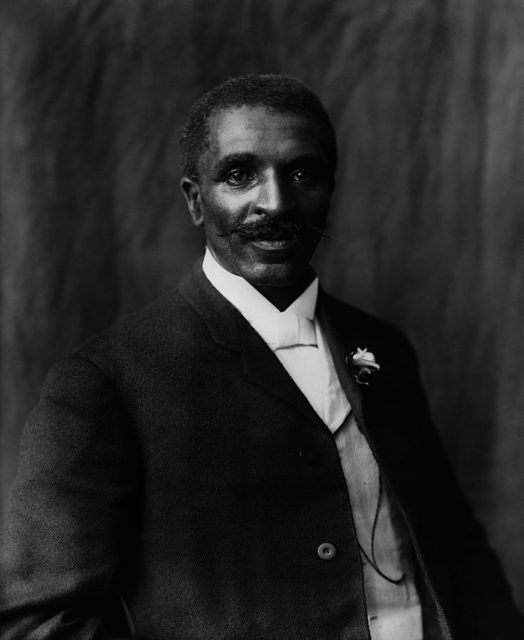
[299,194,331,222]
[202,190,252,231]
[216,189,254,213]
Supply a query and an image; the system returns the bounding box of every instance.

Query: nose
[254,171,295,218]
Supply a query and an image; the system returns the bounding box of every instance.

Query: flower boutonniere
[345,347,381,386]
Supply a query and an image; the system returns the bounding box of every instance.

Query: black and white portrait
[1,2,523,639]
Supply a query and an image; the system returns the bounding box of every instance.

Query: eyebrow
[213,153,258,177]
[212,152,327,177]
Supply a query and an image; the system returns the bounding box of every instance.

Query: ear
[180,177,204,226]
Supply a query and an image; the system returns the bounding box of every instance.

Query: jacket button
[317,543,337,560]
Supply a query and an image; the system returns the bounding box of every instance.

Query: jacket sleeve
[398,331,524,638]
[0,353,139,639]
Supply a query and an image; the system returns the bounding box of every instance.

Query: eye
[290,168,317,186]
[224,169,254,186]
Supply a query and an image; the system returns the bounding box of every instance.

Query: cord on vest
[358,474,406,586]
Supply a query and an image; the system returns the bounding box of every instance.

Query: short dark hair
[179,74,337,178]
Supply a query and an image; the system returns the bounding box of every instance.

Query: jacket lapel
[317,291,367,430]
[179,260,327,428]
[179,259,241,352]
[238,318,327,427]
[318,290,415,477]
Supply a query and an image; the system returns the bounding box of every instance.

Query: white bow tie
[253,314,318,350]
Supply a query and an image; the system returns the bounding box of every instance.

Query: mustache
[218,217,330,241]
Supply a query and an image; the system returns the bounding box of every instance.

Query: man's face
[181,106,335,286]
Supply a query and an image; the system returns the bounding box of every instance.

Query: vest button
[317,542,337,560]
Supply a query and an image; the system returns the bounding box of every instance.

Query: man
[1,74,522,640]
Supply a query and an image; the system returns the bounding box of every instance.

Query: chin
[242,262,308,287]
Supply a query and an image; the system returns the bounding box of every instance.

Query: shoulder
[318,290,421,383]
[320,290,394,333]
[73,282,205,378]
[320,290,416,354]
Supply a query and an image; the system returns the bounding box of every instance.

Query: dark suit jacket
[1,261,523,640]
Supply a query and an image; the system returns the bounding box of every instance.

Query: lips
[242,224,300,251]
[249,237,296,251]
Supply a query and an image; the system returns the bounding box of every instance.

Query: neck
[253,269,315,311]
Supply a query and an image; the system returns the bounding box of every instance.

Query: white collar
[202,248,319,327]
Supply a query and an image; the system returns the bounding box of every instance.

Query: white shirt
[202,249,423,640]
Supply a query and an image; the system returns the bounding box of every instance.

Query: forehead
[203,105,330,164]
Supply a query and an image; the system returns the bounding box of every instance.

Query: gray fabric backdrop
[1,0,523,610]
